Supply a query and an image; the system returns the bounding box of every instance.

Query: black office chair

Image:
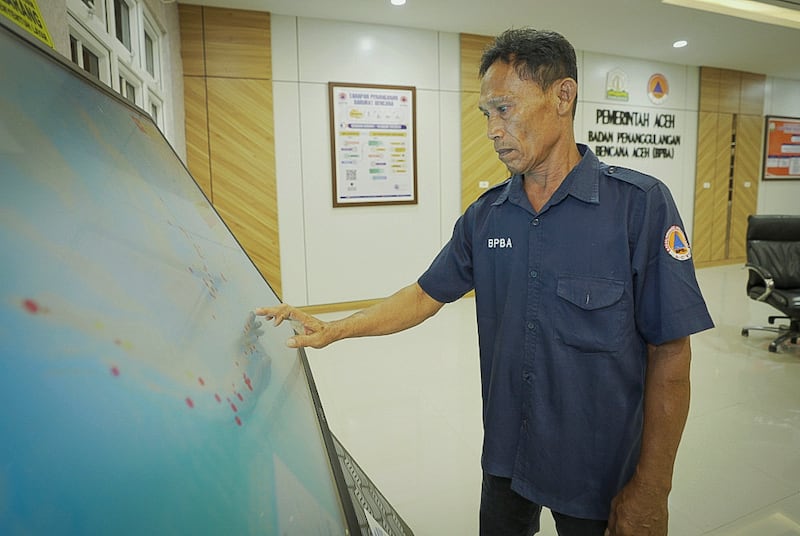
[740,214,800,352]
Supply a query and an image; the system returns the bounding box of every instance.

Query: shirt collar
[492,144,600,209]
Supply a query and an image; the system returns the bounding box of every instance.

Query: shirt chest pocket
[554,276,627,353]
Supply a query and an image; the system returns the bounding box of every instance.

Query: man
[257,28,713,536]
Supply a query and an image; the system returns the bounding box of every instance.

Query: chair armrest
[745,263,775,302]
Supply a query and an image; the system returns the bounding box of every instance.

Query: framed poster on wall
[329,82,417,207]
[763,115,800,180]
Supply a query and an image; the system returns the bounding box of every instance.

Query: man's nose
[486,117,503,140]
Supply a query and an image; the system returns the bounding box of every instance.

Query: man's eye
[498,105,508,113]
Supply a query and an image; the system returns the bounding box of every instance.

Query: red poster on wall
[763,116,800,180]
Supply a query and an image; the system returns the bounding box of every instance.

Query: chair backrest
[746,215,800,289]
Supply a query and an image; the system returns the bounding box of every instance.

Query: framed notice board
[763,115,800,180]
[329,82,418,207]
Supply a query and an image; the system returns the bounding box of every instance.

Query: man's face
[478,61,562,176]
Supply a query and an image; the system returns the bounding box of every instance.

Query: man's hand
[256,283,444,350]
[255,304,336,349]
[606,337,691,535]
[605,475,669,536]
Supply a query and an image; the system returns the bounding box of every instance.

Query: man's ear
[556,78,577,116]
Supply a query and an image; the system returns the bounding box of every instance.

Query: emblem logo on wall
[648,73,669,104]
[606,68,629,102]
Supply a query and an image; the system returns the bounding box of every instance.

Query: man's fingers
[286,334,313,349]
[255,305,327,348]
[255,304,295,326]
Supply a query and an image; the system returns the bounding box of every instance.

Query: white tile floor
[306,264,800,535]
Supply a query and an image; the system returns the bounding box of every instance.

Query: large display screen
[0,22,358,534]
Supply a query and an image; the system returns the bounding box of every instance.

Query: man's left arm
[606,336,692,536]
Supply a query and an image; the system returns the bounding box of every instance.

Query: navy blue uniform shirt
[418,145,714,519]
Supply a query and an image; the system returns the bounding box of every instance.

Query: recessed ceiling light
[673,40,688,48]
[391,0,406,5]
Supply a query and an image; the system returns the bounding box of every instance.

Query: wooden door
[729,114,763,260]
[693,112,733,264]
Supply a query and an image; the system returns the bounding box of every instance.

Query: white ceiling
[185,0,800,81]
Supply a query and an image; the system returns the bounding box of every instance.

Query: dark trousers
[479,473,608,536]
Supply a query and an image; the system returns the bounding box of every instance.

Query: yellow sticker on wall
[0,0,54,49]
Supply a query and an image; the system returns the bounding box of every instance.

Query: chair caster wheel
[741,329,749,337]
[769,343,778,352]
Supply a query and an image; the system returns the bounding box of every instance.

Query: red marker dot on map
[22,299,39,314]
[215,393,221,403]
[198,377,205,386]
[230,403,238,413]
[111,366,120,377]
[237,392,244,402]
[235,416,242,426]
[186,397,194,409]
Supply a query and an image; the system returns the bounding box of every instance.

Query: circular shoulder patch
[664,225,691,260]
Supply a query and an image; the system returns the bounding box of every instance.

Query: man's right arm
[255,282,445,349]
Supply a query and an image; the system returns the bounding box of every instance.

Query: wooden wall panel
[694,67,764,267]
[692,112,717,263]
[729,114,762,259]
[183,76,212,200]
[711,114,733,261]
[718,69,741,114]
[693,112,733,264]
[178,4,205,77]
[740,72,766,115]
[699,67,721,113]
[460,33,491,93]
[179,6,280,295]
[204,8,271,79]
[460,33,508,212]
[207,78,280,295]
[461,91,509,211]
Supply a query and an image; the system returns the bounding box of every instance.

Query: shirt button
[523,372,532,382]
[531,218,540,226]
[530,270,538,278]
[608,166,616,174]
[527,322,536,331]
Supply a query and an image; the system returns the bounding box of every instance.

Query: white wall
[272,16,461,306]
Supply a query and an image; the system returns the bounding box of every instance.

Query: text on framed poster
[329,82,417,207]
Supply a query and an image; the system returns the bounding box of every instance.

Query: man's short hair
[479,28,578,91]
